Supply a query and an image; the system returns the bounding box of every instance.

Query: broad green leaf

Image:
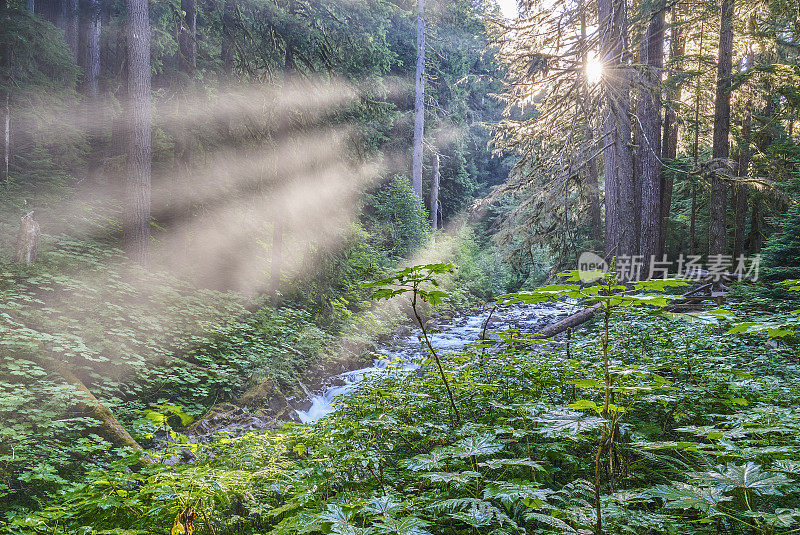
[449,507,493,527]
[524,511,577,534]
[483,481,551,507]
[451,434,504,457]
[648,483,731,512]
[374,516,431,535]
[697,463,791,495]
[533,409,607,437]
[422,471,481,485]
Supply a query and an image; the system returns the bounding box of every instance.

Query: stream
[295,300,577,423]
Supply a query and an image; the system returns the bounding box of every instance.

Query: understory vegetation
[0,181,519,523]
[4,266,799,535]
[2,0,800,531]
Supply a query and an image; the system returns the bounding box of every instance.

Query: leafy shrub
[364,175,430,259]
[727,204,800,311]
[0,235,334,514]
[281,223,389,329]
[761,203,800,281]
[10,276,800,535]
[448,227,517,305]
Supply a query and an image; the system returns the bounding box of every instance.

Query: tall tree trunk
[100,0,124,192]
[221,0,235,75]
[690,185,696,255]
[732,169,749,259]
[733,95,752,259]
[79,0,101,98]
[178,0,196,75]
[598,0,636,261]
[637,6,665,272]
[0,0,14,188]
[747,198,760,254]
[38,0,56,22]
[1,1,9,188]
[579,0,602,247]
[100,0,113,82]
[270,10,296,298]
[62,0,79,60]
[411,0,425,201]
[124,0,151,267]
[586,146,603,245]
[660,5,684,255]
[79,0,102,183]
[56,0,64,29]
[709,0,734,256]
[109,0,127,168]
[175,0,196,258]
[15,212,40,264]
[429,152,439,229]
[690,21,704,256]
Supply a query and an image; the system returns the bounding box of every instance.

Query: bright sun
[586,56,603,84]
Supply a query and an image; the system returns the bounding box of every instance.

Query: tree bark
[709,0,734,255]
[63,0,80,61]
[178,0,196,76]
[733,98,751,259]
[174,0,196,258]
[1,79,8,188]
[270,11,296,298]
[56,0,64,29]
[579,0,603,246]
[598,0,636,261]
[660,5,684,255]
[636,6,665,273]
[124,0,151,267]
[411,0,425,201]
[690,21,704,256]
[79,0,101,98]
[586,148,603,245]
[79,0,102,184]
[429,152,439,229]
[1,0,10,187]
[100,0,113,82]
[689,185,696,254]
[747,198,760,254]
[104,0,125,189]
[221,0,236,75]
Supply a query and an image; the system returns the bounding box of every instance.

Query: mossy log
[50,360,145,454]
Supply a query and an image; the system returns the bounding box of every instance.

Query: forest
[0,0,799,532]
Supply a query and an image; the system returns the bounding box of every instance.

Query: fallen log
[536,305,600,338]
[49,360,147,456]
[671,282,729,310]
[682,282,713,297]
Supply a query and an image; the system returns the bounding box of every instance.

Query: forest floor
[7,286,800,535]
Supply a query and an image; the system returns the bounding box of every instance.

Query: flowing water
[295,301,577,423]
